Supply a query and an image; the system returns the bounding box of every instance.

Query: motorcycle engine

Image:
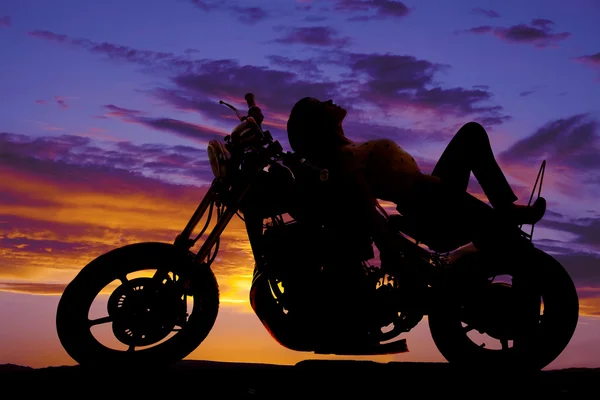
[372,280,400,326]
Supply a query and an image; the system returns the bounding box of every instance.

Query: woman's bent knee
[457,121,489,143]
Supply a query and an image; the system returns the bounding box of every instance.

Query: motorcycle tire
[428,246,579,371]
[56,242,219,368]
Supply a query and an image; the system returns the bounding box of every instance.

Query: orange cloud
[578,288,600,317]
[0,282,66,295]
[0,149,254,305]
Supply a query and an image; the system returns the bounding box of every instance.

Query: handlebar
[220,93,328,182]
[223,92,269,146]
[245,92,264,126]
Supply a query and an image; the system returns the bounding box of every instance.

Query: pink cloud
[575,52,600,68]
[54,96,68,109]
[458,19,571,48]
[33,97,70,109]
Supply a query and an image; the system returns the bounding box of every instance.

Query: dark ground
[1,360,597,397]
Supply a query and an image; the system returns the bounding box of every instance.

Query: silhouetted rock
[0,364,33,372]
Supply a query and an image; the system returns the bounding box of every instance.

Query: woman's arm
[339,162,409,263]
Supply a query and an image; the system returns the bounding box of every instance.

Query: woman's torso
[336,138,423,208]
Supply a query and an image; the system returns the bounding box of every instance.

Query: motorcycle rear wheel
[56,242,219,368]
[428,247,578,371]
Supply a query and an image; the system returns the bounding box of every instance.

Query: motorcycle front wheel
[56,242,219,368]
[428,246,579,371]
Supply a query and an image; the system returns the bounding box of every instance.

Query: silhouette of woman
[286,97,546,265]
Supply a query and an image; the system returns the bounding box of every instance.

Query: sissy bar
[519,159,546,242]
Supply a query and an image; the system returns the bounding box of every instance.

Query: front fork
[152,178,250,285]
[172,179,251,258]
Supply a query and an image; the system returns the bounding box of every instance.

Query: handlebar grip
[245,93,256,108]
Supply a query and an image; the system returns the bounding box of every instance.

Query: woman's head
[286,97,348,159]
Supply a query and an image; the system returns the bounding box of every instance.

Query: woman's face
[305,97,347,125]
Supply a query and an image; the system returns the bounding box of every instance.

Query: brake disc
[107,277,186,346]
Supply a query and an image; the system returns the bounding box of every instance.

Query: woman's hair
[286,97,347,160]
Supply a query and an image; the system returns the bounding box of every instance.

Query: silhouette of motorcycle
[56,93,579,371]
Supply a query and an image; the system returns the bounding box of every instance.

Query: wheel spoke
[153,269,169,282]
[89,316,112,326]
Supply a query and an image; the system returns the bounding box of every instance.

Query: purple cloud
[332,0,411,21]
[471,8,501,18]
[552,251,600,289]
[296,4,312,12]
[34,96,70,109]
[0,132,215,187]
[266,55,324,78]
[101,104,225,144]
[574,52,600,76]
[531,18,554,29]
[235,6,269,24]
[575,52,600,66]
[0,16,10,27]
[104,104,145,117]
[464,26,494,34]
[500,113,600,171]
[191,0,210,11]
[336,52,510,124]
[519,85,545,97]
[55,96,68,109]
[28,30,69,43]
[540,216,600,250]
[28,30,190,70]
[499,114,600,196]
[190,1,269,24]
[519,90,536,97]
[273,26,352,47]
[146,88,235,120]
[457,18,571,48]
[138,117,223,141]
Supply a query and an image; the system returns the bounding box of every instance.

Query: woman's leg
[418,122,544,258]
[431,122,518,209]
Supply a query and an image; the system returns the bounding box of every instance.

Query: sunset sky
[1,0,600,369]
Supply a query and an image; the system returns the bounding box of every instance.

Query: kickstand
[519,160,546,242]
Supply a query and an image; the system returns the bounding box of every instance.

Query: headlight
[207,139,231,178]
